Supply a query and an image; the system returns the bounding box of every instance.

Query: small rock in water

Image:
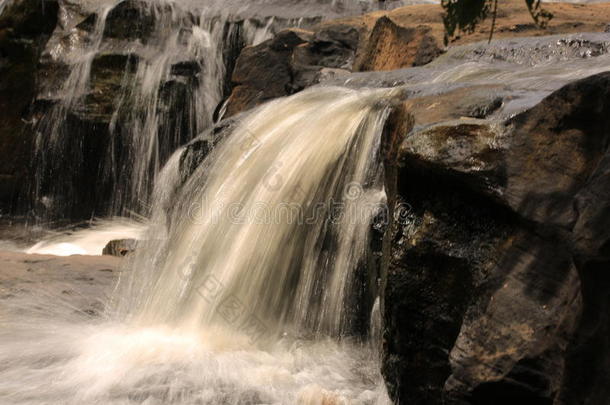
[102,239,137,257]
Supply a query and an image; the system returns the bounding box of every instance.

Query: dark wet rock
[383,71,610,405]
[224,23,366,116]
[383,179,516,404]
[354,16,442,71]
[102,239,137,257]
[307,23,360,69]
[103,0,169,44]
[73,53,140,122]
[224,29,311,117]
[157,77,198,154]
[179,117,238,184]
[171,60,201,77]
[399,120,506,201]
[400,72,610,229]
[0,0,59,212]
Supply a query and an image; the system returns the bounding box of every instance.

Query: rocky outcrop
[0,0,59,213]
[402,85,506,127]
[223,18,441,116]
[223,24,361,117]
[224,29,312,117]
[223,0,610,118]
[383,72,610,405]
[19,0,339,220]
[353,16,441,71]
[28,0,213,219]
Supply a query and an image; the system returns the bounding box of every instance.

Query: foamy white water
[0,319,389,404]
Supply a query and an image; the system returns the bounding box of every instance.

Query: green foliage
[441,0,553,45]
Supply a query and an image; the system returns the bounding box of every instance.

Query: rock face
[28,0,219,219]
[0,0,59,213]
[383,72,610,405]
[224,29,313,117]
[0,0,321,219]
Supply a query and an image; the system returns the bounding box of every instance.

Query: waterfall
[0,0,12,17]
[29,1,281,221]
[1,85,399,405]
[113,86,400,340]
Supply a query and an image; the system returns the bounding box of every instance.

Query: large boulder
[223,29,311,117]
[383,71,610,405]
[223,23,363,117]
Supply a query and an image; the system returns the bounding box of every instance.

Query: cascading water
[105,4,229,215]
[1,86,401,404]
[114,86,399,336]
[27,0,412,223]
[0,2,8,17]
[29,0,290,221]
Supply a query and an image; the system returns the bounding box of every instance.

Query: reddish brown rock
[354,16,442,71]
